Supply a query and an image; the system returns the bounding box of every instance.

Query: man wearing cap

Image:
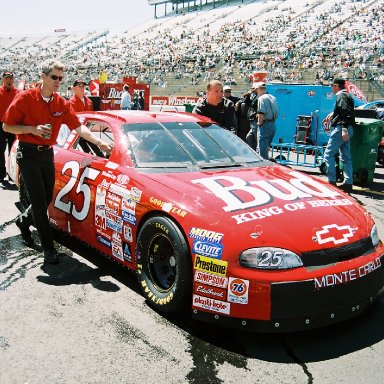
[323,78,355,192]
[69,79,93,112]
[253,82,278,159]
[3,59,112,264]
[192,80,237,133]
[0,71,19,184]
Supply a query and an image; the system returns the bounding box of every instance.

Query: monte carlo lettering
[314,258,381,289]
[191,171,340,217]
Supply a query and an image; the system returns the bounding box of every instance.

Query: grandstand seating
[0,0,383,100]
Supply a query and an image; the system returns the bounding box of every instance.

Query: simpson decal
[194,271,228,288]
[228,277,249,304]
[194,255,227,276]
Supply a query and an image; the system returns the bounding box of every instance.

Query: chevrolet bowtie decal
[315,224,355,245]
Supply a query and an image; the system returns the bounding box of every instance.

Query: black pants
[16,143,55,251]
[0,122,16,180]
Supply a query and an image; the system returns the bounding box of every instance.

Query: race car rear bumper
[192,255,384,333]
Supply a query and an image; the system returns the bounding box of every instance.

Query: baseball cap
[252,81,266,89]
[223,85,231,91]
[73,79,87,87]
[332,78,346,87]
[3,71,14,78]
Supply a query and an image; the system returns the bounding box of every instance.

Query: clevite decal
[192,240,223,259]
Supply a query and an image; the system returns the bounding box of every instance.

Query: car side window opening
[72,121,114,158]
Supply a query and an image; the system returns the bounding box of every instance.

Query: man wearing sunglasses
[2,59,111,264]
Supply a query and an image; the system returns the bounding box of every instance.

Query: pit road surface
[1,164,383,384]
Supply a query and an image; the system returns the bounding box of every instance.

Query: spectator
[0,71,19,185]
[69,79,93,112]
[243,84,259,150]
[323,78,355,192]
[2,59,112,264]
[192,80,237,133]
[121,84,131,110]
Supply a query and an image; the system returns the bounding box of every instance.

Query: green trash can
[184,104,195,113]
[351,118,384,185]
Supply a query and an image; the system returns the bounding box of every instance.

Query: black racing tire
[18,175,30,212]
[136,216,192,313]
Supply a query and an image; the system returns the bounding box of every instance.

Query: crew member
[69,79,93,112]
[192,80,237,132]
[3,59,112,264]
[0,71,19,184]
[253,82,278,159]
[120,84,131,110]
[324,78,355,192]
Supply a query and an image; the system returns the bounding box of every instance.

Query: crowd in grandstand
[0,0,383,93]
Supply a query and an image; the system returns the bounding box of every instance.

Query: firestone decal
[315,224,355,245]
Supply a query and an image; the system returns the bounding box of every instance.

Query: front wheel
[135,216,192,313]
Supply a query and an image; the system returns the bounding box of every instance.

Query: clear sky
[2,0,155,36]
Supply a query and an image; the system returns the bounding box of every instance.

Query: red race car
[7,110,384,332]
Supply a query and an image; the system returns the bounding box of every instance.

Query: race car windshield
[122,122,261,169]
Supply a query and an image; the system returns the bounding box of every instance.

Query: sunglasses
[50,75,64,81]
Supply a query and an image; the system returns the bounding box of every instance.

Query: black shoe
[328,181,337,186]
[15,218,34,247]
[43,248,59,264]
[338,183,353,193]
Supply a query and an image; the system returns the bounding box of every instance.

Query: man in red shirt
[69,79,93,112]
[0,71,19,184]
[3,59,111,264]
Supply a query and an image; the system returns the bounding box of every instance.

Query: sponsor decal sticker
[192,240,223,259]
[109,184,130,199]
[106,212,123,233]
[194,283,226,300]
[123,243,132,262]
[228,277,249,304]
[194,271,228,288]
[194,255,227,277]
[123,224,133,242]
[95,211,107,230]
[96,235,112,248]
[122,198,136,215]
[122,211,137,225]
[189,227,224,243]
[149,197,187,217]
[130,187,142,202]
[117,174,129,185]
[314,258,381,289]
[192,294,230,315]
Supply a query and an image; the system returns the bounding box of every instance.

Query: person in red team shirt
[0,71,19,185]
[69,79,93,112]
[3,59,111,264]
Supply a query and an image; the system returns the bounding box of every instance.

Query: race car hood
[141,164,374,253]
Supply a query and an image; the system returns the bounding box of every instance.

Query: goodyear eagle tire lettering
[136,216,192,313]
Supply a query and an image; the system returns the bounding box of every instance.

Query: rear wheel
[136,216,192,313]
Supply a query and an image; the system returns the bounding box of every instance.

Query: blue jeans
[324,125,354,184]
[257,121,276,159]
